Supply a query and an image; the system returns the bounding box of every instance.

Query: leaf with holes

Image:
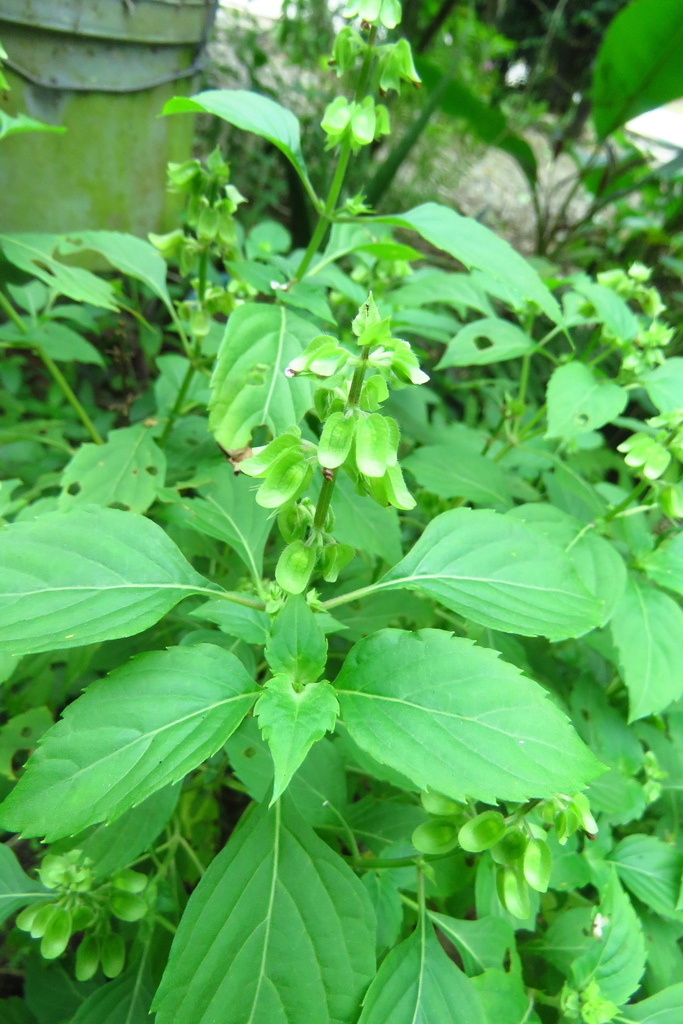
[59,425,166,514]
[209,304,317,449]
[153,797,376,1024]
[0,644,257,841]
[437,317,535,368]
[545,363,627,441]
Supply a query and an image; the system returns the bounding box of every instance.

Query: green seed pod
[356,414,391,477]
[16,902,45,933]
[318,412,355,469]
[113,869,148,895]
[569,793,598,835]
[240,429,301,478]
[458,811,506,853]
[384,464,416,510]
[278,503,309,543]
[75,933,100,982]
[275,540,317,595]
[322,543,355,583]
[384,417,400,467]
[491,828,528,866]
[197,201,220,242]
[555,805,582,845]
[660,483,683,519]
[360,374,389,412]
[523,838,552,893]
[100,932,125,979]
[40,906,72,960]
[363,472,390,507]
[498,866,531,920]
[421,790,460,818]
[256,452,309,509]
[29,902,58,939]
[110,891,148,923]
[412,819,459,855]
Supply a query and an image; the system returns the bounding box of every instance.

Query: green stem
[0,289,26,332]
[312,470,338,531]
[321,581,383,612]
[294,25,377,281]
[213,590,266,611]
[40,350,104,445]
[159,338,201,446]
[604,478,649,522]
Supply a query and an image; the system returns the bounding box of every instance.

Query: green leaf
[379,203,562,324]
[357,918,485,1024]
[336,629,603,804]
[331,474,402,566]
[429,912,516,977]
[164,90,315,200]
[153,797,376,1024]
[192,599,270,645]
[52,231,172,310]
[209,304,317,449]
[0,234,117,308]
[621,983,683,1023]
[592,0,683,139]
[0,110,65,141]
[610,835,683,920]
[0,321,104,366]
[528,907,594,977]
[362,871,403,957]
[77,785,179,877]
[610,576,683,721]
[0,506,218,655]
[0,844,51,925]
[169,466,273,581]
[545,363,627,441]
[59,425,165,514]
[0,644,257,841]
[571,278,639,341]
[377,508,603,639]
[265,595,327,685]
[69,951,154,1024]
[437,317,535,368]
[255,676,339,801]
[470,967,531,1024]
[0,708,53,779]
[386,269,495,318]
[641,531,683,597]
[641,358,683,414]
[572,870,646,1005]
[508,503,626,626]
[403,445,513,509]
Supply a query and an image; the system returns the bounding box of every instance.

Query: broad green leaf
[377,508,603,639]
[610,576,683,721]
[225,719,348,828]
[154,353,210,415]
[386,269,495,318]
[59,425,165,514]
[362,871,403,957]
[0,321,104,366]
[0,996,36,1024]
[610,835,683,920]
[169,466,273,581]
[570,678,644,775]
[0,707,53,778]
[164,90,315,200]
[0,506,218,655]
[348,796,426,853]
[0,644,257,841]
[255,676,339,801]
[403,444,513,509]
[335,629,603,804]
[545,363,627,441]
[69,951,154,1024]
[265,595,327,685]
[429,912,516,977]
[592,0,683,138]
[209,304,317,449]
[53,230,172,310]
[153,798,376,1024]
[572,278,639,341]
[0,234,117,308]
[471,967,531,1024]
[357,919,485,1024]
[641,532,683,597]
[379,203,562,324]
[437,317,535,368]
[572,870,646,1005]
[508,503,626,625]
[527,907,594,977]
[331,474,402,566]
[0,844,51,924]
[585,769,647,828]
[192,599,270,645]
[622,983,683,1023]
[641,358,683,414]
[77,785,179,877]
[0,110,65,141]
[23,958,97,1022]
[639,914,683,996]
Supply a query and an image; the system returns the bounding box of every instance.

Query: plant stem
[604,478,649,521]
[312,470,337,531]
[41,350,104,445]
[294,26,377,281]
[321,581,384,611]
[160,338,202,446]
[0,289,26,332]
